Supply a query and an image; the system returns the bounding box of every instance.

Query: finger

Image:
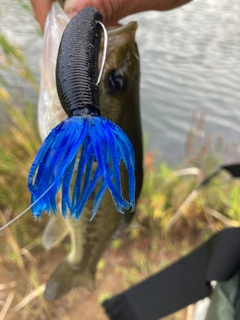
[63,0,116,26]
[64,0,103,19]
[30,0,54,32]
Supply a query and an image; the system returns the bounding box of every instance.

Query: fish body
[38,4,143,301]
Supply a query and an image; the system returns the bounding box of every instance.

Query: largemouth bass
[38,4,143,301]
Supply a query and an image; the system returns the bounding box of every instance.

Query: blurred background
[0,0,239,319]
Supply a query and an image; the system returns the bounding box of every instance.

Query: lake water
[0,0,240,165]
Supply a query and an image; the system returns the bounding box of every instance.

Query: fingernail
[67,10,78,19]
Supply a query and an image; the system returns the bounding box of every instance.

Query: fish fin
[44,259,95,301]
[43,214,69,250]
[126,215,144,231]
[110,215,129,240]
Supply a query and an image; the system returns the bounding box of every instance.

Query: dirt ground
[0,228,201,320]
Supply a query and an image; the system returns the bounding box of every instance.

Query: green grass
[136,149,240,241]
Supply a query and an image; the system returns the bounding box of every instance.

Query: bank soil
[0,228,202,320]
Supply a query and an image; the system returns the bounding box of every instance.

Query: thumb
[31,0,53,32]
[63,0,120,26]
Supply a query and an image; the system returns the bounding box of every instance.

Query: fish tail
[44,259,95,301]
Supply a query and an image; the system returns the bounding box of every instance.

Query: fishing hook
[96,21,108,85]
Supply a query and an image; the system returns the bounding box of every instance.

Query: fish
[41,8,142,302]
[34,3,143,300]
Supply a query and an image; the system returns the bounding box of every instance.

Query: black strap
[198,164,240,188]
[221,164,240,178]
[103,228,240,320]
[102,164,240,320]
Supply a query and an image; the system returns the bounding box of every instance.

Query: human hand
[31,0,191,32]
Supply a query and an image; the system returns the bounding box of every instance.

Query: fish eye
[105,69,128,95]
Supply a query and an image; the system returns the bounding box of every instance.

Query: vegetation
[1,24,240,320]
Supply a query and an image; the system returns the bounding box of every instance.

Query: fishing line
[96,21,108,85]
[0,181,58,231]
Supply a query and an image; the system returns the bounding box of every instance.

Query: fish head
[99,22,143,200]
[99,22,140,130]
[39,11,140,140]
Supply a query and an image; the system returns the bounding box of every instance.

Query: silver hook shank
[96,21,108,85]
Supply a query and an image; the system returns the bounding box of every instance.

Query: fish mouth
[101,22,138,48]
[108,22,138,36]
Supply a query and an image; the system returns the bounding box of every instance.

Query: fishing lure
[28,7,135,220]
